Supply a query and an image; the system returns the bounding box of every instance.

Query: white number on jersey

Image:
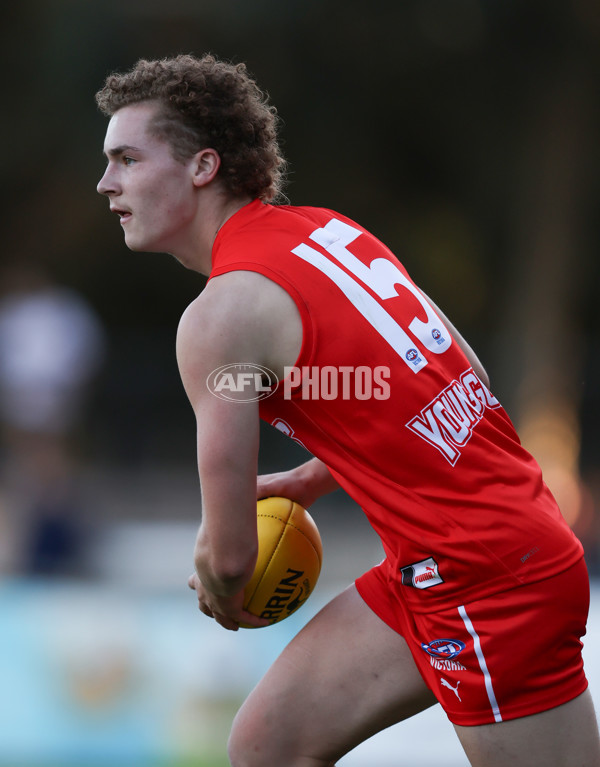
[291,218,451,372]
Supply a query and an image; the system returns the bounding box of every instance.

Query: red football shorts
[356,556,590,726]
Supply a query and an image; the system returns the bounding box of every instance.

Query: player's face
[97,102,199,254]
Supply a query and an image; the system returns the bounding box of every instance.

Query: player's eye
[123,156,136,166]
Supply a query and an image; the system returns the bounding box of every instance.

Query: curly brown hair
[96,54,287,202]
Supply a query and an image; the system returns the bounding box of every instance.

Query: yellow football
[241,496,323,628]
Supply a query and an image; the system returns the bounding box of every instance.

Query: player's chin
[125,237,160,253]
[123,228,155,253]
[124,237,149,252]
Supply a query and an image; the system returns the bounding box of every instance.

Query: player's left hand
[187,572,269,631]
[257,459,339,509]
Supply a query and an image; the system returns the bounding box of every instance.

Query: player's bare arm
[178,269,302,629]
[179,302,260,629]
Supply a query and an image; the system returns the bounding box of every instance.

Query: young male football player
[96,54,600,767]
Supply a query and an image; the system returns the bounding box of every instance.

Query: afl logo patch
[406,348,422,366]
[421,638,466,660]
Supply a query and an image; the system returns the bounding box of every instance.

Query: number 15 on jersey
[291,218,452,373]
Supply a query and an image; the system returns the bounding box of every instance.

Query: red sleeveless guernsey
[210,200,583,613]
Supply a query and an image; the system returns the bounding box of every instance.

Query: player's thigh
[229,584,436,764]
[454,688,600,767]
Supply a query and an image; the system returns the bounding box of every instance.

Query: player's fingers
[256,472,288,499]
[214,613,240,632]
[240,610,271,628]
[197,601,214,618]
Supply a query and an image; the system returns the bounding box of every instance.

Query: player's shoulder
[178,271,296,353]
[177,274,247,349]
[202,269,299,322]
[177,268,302,384]
[175,280,256,390]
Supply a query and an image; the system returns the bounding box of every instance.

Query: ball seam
[257,514,322,561]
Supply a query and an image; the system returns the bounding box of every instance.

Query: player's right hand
[187,572,269,631]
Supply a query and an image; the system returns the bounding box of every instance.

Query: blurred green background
[0,1,599,765]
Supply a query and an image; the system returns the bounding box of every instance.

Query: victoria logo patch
[421,638,466,660]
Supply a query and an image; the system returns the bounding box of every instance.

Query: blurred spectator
[0,263,105,576]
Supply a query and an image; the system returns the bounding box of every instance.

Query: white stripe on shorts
[458,604,503,723]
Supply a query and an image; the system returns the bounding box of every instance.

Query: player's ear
[192,148,221,188]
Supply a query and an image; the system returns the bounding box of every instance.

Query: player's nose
[97,166,118,196]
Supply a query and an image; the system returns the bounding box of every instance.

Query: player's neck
[171,190,252,275]
[213,193,253,246]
